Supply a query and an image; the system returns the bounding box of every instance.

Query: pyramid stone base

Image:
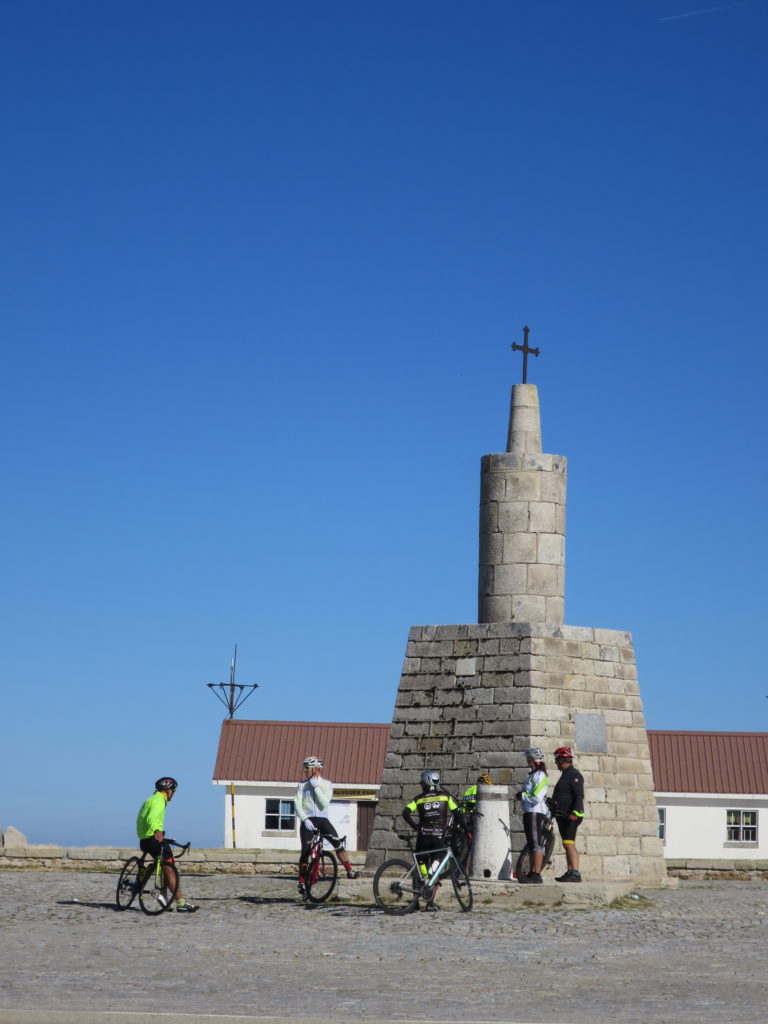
[365,622,666,883]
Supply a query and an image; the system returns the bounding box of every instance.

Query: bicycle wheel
[373,858,420,915]
[306,850,338,904]
[451,862,474,912]
[448,827,470,868]
[542,825,556,868]
[115,856,141,910]
[515,844,534,881]
[138,858,178,915]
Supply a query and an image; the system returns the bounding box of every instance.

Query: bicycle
[447,807,482,872]
[300,830,342,904]
[515,814,555,880]
[372,833,473,914]
[115,840,190,915]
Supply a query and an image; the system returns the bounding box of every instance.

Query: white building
[214,721,768,862]
[212,719,389,851]
[649,731,768,860]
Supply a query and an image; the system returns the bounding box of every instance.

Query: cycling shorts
[139,837,174,863]
[555,815,581,843]
[523,811,548,853]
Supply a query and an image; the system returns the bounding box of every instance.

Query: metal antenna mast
[207,644,259,719]
[207,645,259,850]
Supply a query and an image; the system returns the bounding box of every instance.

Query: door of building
[356,802,376,851]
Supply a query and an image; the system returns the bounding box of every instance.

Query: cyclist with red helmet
[136,777,197,911]
[550,748,585,882]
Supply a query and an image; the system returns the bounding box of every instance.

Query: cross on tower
[511,325,540,383]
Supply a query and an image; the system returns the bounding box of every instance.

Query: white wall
[215,782,360,850]
[656,793,768,860]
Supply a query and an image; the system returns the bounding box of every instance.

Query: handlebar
[164,840,190,858]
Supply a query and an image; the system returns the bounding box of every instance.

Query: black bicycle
[515,815,555,880]
[448,807,481,872]
[301,830,340,904]
[116,840,190,915]
[373,833,473,914]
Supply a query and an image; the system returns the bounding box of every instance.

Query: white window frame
[657,807,666,842]
[265,797,296,832]
[726,808,757,845]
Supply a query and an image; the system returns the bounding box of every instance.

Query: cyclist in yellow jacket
[136,777,197,912]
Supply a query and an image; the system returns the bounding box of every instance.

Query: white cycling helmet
[420,769,440,790]
[525,747,545,763]
[303,756,324,770]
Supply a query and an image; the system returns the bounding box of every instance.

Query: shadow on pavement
[56,900,122,911]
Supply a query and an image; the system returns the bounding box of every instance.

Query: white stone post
[468,785,513,881]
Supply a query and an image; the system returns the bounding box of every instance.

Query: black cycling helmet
[155,777,178,792]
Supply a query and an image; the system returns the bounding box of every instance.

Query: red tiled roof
[212,719,391,784]
[648,731,768,794]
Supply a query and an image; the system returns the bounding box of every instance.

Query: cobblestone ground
[1,870,766,1023]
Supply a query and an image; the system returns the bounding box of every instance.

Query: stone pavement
[1,870,767,1023]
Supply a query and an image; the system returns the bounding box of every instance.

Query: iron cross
[511,325,540,383]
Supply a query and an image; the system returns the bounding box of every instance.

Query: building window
[726,809,757,843]
[265,798,296,831]
[657,807,666,841]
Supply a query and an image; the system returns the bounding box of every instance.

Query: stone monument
[365,329,666,882]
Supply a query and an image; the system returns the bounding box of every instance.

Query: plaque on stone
[574,712,608,753]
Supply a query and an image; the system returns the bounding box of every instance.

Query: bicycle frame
[308,831,346,864]
[418,845,454,890]
[308,832,325,880]
[400,834,463,897]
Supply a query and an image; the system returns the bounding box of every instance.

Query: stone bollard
[469,785,513,880]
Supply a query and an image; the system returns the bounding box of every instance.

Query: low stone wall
[4,847,765,881]
[0,846,365,874]
[666,859,768,880]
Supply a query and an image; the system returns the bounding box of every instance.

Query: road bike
[447,807,482,872]
[115,840,190,915]
[372,833,473,914]
[514,815,556,880]
[446,820,471,869]
[300,830,342,904]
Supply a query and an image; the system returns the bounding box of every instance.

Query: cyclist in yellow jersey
[136,777,197,912]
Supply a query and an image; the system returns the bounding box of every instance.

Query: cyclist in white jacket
[514,747,550,885]
[294,756,358,897]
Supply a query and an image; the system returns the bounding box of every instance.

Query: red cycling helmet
[554,747,573,761]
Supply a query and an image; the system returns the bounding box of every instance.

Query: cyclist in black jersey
[551,747,585,882]
[402,770,464,911]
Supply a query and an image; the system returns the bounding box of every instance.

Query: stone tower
[479,383,566,625]
[365,354,666,883]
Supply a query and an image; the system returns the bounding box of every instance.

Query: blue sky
[2,1,766,848]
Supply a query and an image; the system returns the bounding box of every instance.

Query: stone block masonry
[365,621,666,883]
[479,385,567,624]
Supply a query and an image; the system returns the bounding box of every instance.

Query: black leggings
[299,817,346,865]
